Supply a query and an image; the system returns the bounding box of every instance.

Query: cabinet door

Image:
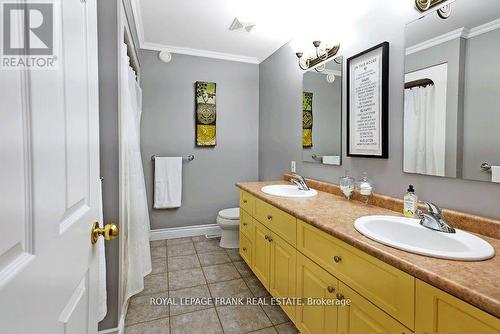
[338,282,410,334]
[416,280,500,334]
[296,253,338,334]
[269,232,297,321]
[252,221,271,289]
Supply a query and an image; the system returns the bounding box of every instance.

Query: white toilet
[217,207,240,248]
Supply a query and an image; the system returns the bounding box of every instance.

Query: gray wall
[258,6,500,220]
[462,28,500,181]
[302,72,342,162]
[140,51,259,229]
[97,0,119,330]
[405,38,465,178]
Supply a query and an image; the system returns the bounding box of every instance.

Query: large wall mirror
[301,56,343,165]
[404,0,500,183]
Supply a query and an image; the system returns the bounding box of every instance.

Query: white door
[0,0,101,333]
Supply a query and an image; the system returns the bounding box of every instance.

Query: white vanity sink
[354,215,495,261]
[261,185,318,198]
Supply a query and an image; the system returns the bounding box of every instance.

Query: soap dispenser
[403,185,418,217]
[356,173,373,205]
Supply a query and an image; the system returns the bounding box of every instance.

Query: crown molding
[406,18,500,55]
[140,42,260,64]
[466,18,500,39]
[406,27,467,55]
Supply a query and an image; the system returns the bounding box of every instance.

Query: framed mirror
[404,0,500,183]
[301,56,343,165]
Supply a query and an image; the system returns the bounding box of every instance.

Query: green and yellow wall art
[303,91,313,148]
[196,81,217,146]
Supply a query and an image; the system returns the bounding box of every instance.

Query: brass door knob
[91,222,119,244]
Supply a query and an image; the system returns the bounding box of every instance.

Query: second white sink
[354,215,495,261]
[261,185,318,198]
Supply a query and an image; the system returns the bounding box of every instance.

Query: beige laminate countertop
[236,180,500,319]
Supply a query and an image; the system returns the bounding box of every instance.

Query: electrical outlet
[291,161,296,173]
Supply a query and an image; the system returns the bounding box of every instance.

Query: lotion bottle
[403,185,418,217]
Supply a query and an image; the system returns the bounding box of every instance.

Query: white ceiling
[131,0,297,63]
[130,0,381,64]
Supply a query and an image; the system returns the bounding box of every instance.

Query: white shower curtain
[404,85,444,176]
[120,44,152,303]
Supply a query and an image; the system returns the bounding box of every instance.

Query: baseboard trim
[150,223,222,240]
[98,327,119,334]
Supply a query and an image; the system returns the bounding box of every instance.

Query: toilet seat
[218,208,239,220]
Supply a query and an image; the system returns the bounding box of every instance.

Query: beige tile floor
[125,237,300,334]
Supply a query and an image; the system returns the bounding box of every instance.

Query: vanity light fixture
[296,41,340,72]
[415,0,452,19]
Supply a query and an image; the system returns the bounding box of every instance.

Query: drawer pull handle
[265,235,269,240]
[336,293,344,300]
[243,199,248,203]
[333,255,342,263]
[327,286,335,293]
[267,215,273,220]
[242,247,247,251]
[268,236,273,242]
[243,222,247,226]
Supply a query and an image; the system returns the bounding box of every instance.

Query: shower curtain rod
[405,78,434,89]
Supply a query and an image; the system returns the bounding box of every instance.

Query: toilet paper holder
[480,162,492,172]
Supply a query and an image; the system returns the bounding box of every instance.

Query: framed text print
[346,42,389,158]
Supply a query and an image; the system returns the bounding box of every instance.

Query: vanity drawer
[240,190,255,215]
[254,198,296,246]
[240,209,254,239]
[240,232,252,266]
[297,220,415,330]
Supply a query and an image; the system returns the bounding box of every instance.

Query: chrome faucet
[290,173,310,191]
[416,202,455,233]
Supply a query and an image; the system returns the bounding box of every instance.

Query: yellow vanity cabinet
[296,252,339,334]
[252,221,272,288]
[254,197,297,246]
[240,209,254,240]
[297,219,415,330]
[239,232,252,266]
[240,190,255,215]
[239,190,499,334]
[415,280,500,334]
[269,231,297,321]
[250,219,297,321]
[338,282,411,334]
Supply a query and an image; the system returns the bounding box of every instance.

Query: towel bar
[480,162,491,172]
[151,154,195,162]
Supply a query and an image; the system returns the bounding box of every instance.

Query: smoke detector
[228,17,256,33]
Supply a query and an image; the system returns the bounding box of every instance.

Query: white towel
[322,155,341,165]
[154,157,183,208]
[491,166,500,183]
[97,178,107,322]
